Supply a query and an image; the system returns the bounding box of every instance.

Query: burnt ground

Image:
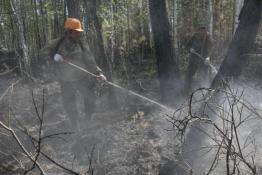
[1,57,262,175]
[0,74,185,175]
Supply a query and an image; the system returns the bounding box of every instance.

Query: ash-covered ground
[1,67,262,175]
[0,75,183,175]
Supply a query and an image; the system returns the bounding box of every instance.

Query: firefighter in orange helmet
[40,18,106,132]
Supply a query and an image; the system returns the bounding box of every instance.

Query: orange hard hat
[64,18,84,32]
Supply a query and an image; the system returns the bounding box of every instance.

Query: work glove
[96,73,107,81]
[204,57,210,65]
[189,48,195,53]
[54,54,64,62]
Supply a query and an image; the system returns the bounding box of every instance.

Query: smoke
[181,80,262,175]
[2,54,262,175]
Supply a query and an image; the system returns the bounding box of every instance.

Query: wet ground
[0,75,185,175]
[1,73,262,175]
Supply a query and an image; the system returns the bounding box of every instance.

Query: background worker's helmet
[64,18,84,32]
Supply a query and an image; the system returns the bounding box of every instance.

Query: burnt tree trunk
[211,0,261,88]
[65,0,80,18]
[85,0,117,107]
[149,0,180,102]
[52,0,60,39]
[10,0,31,76]
[86,0,112,76]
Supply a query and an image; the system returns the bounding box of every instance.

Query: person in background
[184,23,213,95]
[40,18,106,131]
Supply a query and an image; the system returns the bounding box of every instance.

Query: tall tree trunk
[33,0,41,51]
[86,0,112,77]
[110,2,115,72]
[211,0,261,89]
[173,0,178,49]
[10,0,31,76]
[233,0,245,33]
[209,0,214,36]
[148,0,180,102]
[85,0,117,107]
[39,0,48,44]
[65,0,80,18]
[52,0,60,38]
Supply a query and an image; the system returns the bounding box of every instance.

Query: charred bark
[211,0,261,88]
[85,0,117,107]
[10,0,31,76]
[149,0,180,102]
[0,49,21,74]
[65,0,80,18]
[86,0,112,77]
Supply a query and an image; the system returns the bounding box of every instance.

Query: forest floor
[1,61,262,175]
[0,73,184,175]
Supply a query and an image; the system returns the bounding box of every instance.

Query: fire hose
[190,50,218,74]
[61,59,171,111]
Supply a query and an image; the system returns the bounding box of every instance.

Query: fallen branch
[40,151,79,175]
[0,80,19,102]
[0,121,46,175]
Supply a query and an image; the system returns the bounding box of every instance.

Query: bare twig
[169,86,261,174]
[0,80,20,102]
[40,151,79,175]
[0,121,46,175]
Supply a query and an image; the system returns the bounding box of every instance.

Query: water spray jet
[61,58,173,112]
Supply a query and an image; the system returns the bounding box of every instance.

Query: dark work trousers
[184,55,209,94]
[60,78,96,129]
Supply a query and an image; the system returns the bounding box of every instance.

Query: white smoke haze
[175,80,262,175]
[0,75,179,174]
[1,60,262,175]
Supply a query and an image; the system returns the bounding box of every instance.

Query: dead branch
[0,80,20,102]
[0,121,46,175]
[0,88,90,175]
[169,86,261,174]
[40,151,79,175]
[24,89,46,174]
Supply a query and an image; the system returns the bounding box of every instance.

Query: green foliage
[98,0,150,47]
[0,0,259,77]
